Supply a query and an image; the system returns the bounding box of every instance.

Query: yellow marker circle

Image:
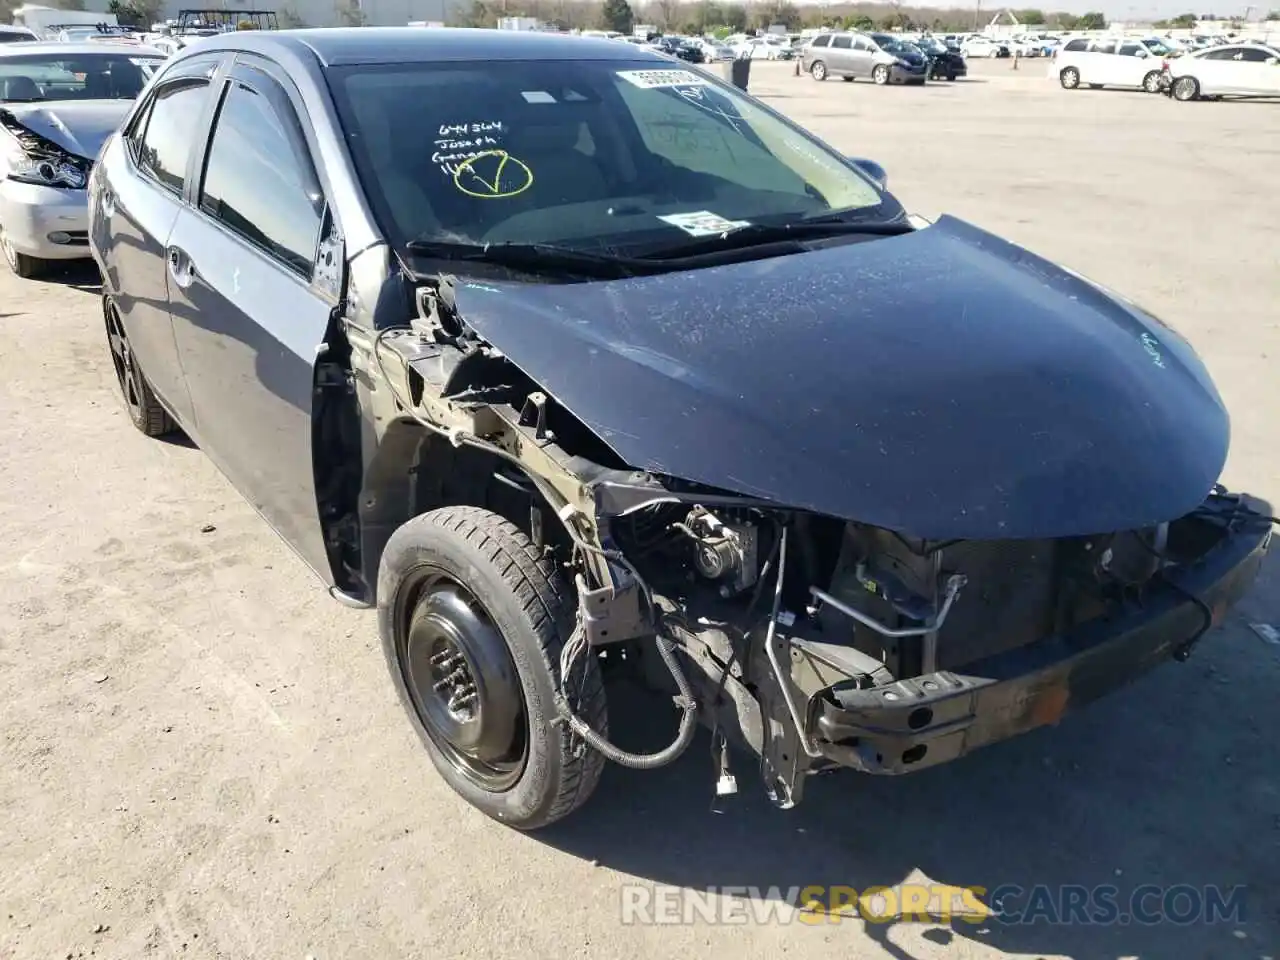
[452,150,534,200]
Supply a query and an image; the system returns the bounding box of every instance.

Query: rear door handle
[166,245,197,288]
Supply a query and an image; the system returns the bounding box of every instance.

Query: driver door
[165,57,342,581]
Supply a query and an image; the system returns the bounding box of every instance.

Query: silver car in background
[0,42,165,277]
[802,31,929,85]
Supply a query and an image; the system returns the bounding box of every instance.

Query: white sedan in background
[0,42,165,277]
[961,36,1008,58]
[1168,42,1280,100]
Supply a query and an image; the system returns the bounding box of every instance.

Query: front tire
[1060,67,1080,89]
[1172,75,1199,101]
[378,506,608,831]
[873,64,890,85]
[809,59,827,80]
[1143,70,1162,93]
[1,227,44,279]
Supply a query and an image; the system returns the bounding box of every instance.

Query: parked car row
[1053,37,1280,100]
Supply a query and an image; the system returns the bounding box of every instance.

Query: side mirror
[848,156,888,189]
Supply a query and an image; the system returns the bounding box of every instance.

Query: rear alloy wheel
[0,226,44,279]
[104,301,175,437]
[378,506,608,830]
[1143,70,1162,93]
[1172,76,1199,101]
[1059,67,1080,89]
[873,64,890,85]
[809,59,827,80]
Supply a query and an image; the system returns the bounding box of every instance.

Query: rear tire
[377,506,608,831]
[809,59,827,80]
[1059,67,1080,89]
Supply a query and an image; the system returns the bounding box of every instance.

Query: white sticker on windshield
[616,68,710,89]
[521,90,556,103]
[658,211,751,237]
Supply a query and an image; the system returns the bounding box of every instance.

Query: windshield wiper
[642,217,915,260]
[404,239,655,279]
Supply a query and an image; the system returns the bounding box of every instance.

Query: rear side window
[810,35,830,47]
[1202,48,1236,60]
[135,79,210,194]
[1063,39,1088,52]
[198,75,323,276]
[1092,41,1117,54]
[832,35,852,49]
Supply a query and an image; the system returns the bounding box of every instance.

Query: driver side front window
[133,79,212,194]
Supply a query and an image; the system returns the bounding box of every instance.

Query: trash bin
[723,55,751,91]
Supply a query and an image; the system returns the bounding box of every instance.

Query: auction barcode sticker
[616,69,709,89]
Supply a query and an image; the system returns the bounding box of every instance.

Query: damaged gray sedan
[88,28,1274,830]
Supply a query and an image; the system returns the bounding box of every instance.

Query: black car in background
[674,39,705,63]
[651,36,703,63]
[914,36,968,80]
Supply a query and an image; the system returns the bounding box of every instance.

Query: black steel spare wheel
[378,506,608,830]
[404,575,527,791]
[104,300,175,437]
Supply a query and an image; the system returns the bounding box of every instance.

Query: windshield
[329,60,897,256]
[0,53,164,101]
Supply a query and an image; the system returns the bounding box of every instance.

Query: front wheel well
[355,422,576,605]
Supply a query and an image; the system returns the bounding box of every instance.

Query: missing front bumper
[807,512,1271,776]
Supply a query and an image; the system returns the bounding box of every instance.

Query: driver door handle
[166,245,197,288]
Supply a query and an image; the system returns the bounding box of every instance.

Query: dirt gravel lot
[2,57,1278,960]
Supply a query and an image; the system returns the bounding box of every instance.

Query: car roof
[0,40,167,58]
[188,26,672,67]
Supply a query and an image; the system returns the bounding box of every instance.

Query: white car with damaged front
[0,41,165,277]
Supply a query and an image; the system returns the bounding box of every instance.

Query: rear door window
[831,35,852,49]
[810,35,830,47]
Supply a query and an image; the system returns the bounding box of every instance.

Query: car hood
[0,100,131,160]
[450,215,1229,540]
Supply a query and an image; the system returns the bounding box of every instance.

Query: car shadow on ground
[542,551,1280,958]
[32,258,101,294]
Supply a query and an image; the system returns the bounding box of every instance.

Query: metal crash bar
[808,573,968,639]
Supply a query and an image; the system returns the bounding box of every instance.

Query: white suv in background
[1054,37,1168,92]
